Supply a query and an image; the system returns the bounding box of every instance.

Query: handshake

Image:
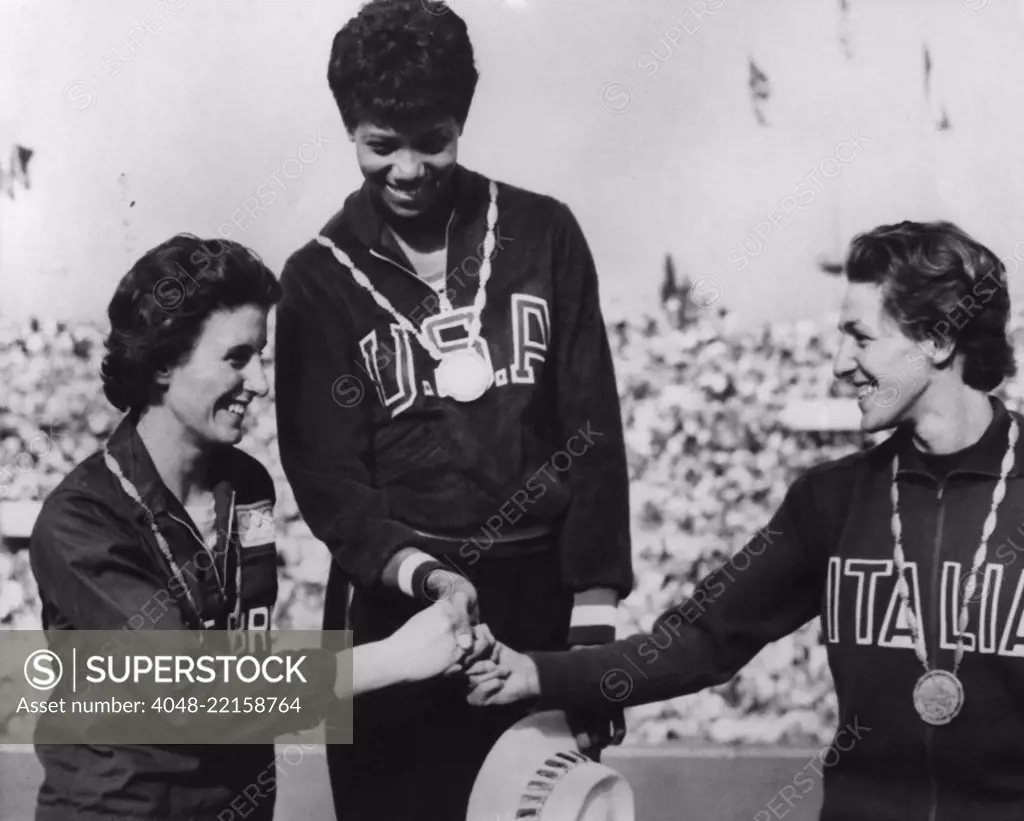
[379,569,625,755]
[384,569,535,703]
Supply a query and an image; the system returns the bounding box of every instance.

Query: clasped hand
[387,573,620,757]
[388,569,498,682]
[418,569,537,701]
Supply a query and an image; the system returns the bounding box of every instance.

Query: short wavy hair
[101,235,282,414]
[327,0,479,132]
[845,220,1015,392]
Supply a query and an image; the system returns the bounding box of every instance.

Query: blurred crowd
[5,306,1024,746]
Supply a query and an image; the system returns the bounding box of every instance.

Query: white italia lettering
[878,561,923,650]
[998,566,1024,657]
[979,563,1004,654]
[830,558,1024,655]
[844,559,893,645]
[509,294,550,384]
[940,562,976,652]
[825,556,841,643]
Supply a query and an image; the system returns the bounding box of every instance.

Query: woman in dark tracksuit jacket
[29,235,476,821]
[273,2,633,819]
[470,221,1024,821]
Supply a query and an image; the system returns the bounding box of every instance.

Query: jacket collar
[326,164,491,256]
[105,414,178,517]
[104,415,236,518]
[875,395,1024,480]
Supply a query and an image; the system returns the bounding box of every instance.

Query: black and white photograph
[3,0,1024,819]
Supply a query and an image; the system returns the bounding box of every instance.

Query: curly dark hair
[101,234,282,414]
[327,0,479,131]
[845,220,1016,392]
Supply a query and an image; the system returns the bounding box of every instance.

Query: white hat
[467,710,635,821]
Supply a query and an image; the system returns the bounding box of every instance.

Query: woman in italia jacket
[469,220,1024,821]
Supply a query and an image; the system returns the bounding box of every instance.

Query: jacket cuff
[396,550,447,604]
[530,648,610,713]
[568,596,618,646]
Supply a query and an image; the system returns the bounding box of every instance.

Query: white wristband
[397,551,436,597]
[569,604,618,628]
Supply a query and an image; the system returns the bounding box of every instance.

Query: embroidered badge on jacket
[235,501,275,548]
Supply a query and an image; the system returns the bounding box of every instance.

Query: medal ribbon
[103,448,243,629]
[316,180,499,362]
[890,417,1019,675]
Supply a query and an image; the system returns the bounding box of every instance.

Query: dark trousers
[325,542,572,821]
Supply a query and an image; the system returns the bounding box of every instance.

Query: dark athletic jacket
[275,165,632,642]
[29,417,337,821]
[534,396,1024,821]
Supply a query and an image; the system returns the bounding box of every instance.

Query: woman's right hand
[344,604,498,697]
[386,601,480,683]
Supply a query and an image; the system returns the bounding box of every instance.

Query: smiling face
[351,116,461,219]
[156,304,270,448]
[833,281,937,433]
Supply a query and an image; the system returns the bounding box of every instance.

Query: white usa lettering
[509,294,551,385]
[359,325,417,416]
[359,294,551,417]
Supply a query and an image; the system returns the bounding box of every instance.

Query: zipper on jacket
[168,511,225,593]
[369,248,419,279]
[925,481,945,821]
[168,511,215,553]
[226,491,239,609]
[369,209,460,311]
[171,491,238,616]
[438,209,457,312]
[369,210,456,279]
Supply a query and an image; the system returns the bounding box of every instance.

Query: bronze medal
[912,669,964,726]
[891,418,1020,728]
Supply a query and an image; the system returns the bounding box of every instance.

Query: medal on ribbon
[912,669,964,726]
[317,180,500,404]
[434,348,494,402]
[890,417,1019,725]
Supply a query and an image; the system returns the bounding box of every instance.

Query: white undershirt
[185,497,219,550]
[390,231,452,310]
